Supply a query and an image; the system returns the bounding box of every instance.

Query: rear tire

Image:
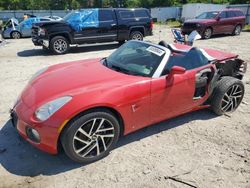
[233,24,242,36]
[50,36,69,55]
[210,76,244,115]
[129,31,143,41]
[61,111,120,163]
[202,28,212,39]
[11,31,21,39]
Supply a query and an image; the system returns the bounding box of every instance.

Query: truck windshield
[196,11,219,19]
[104,41,165,77]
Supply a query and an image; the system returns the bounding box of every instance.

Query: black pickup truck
[31,8,153,54]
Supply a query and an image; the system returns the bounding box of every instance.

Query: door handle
[111,24,116,26]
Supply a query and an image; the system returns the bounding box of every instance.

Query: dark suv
[181,9,245,39]
[31,8,153,54]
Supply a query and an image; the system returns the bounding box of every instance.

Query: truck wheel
[233,25,242,36]
[129,31,143,41]
[50,36,69,55]
[61,111,120,163]
[202,28,212,39]
[210,77,244,115]
[11,31,21,39]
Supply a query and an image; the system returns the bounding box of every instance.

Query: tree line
[0,0,249,10]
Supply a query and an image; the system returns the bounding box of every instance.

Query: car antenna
[158,8,162,41]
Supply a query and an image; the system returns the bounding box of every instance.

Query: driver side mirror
[169,66,186,75]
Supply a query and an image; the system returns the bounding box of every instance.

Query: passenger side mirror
[169,66,186,75]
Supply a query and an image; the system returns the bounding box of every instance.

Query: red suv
[181,9,246,39]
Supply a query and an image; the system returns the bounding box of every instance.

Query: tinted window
[99,10,114,21]
[227,11,236,18]
[219,12,227,19]
[120,11,134,19]
[235,11,244,17]
[135,10,148,18]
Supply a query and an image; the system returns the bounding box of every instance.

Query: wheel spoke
[81,143,97,157]
[96,127,114,133]
[78,128,91,139]
[76,142,92,153]
[89,118,96,135]
[96,140,100,156]
[99,134,114,138]
[74,135,89,145]
[96,118,105,132]
[100,136,107,151]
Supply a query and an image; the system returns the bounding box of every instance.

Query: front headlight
[35,96,72,121]
[38,27,46,36]
[196,23,201,27]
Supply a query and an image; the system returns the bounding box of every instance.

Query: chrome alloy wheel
[12,31,21,39]
[53,39,68,54]
[132,33,143,40]
[221,84,243,113]
[204,28,212,39]
[73,118,115,158]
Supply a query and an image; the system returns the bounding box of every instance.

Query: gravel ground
[0,25,250,188]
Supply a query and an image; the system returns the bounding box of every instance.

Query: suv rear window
[135,10,148,18]
[120,11,135,19]
[235,11,244,17]
[227,11,236,18]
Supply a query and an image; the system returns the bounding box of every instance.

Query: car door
[97,9,118,41]
[150,63,215,124]
[214,11,228,34]
[73,10,99,43]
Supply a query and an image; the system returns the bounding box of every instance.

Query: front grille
[31,27,39,37]
[183,23,197,29]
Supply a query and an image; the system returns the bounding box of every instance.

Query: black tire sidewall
[129,31,143,41]
[61,111,120,163]
[50,36,69,55]
[211,77,244,115]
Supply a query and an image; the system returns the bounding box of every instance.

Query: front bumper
[10,108,59,154]
[181,26,204,35]
[32,36,49,48]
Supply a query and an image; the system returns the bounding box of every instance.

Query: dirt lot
[0,25,250,188]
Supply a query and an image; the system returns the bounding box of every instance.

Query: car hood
[185,19,215,24]
[20,58,145,108]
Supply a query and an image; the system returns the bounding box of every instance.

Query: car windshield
[63,10,92,22]
[104,41,166,77]
[196,11,219,19]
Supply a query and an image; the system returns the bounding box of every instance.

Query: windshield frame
[104,40,171,78]
[196,11,219,19]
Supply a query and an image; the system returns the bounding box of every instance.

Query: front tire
[202,28,212,39]
[50,36,69,55]
[61,111,120,163]
[11,31,21,39]
[210,77,244,115]
[129,31,143,41]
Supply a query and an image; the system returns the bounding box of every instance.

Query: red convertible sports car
[10,40,247,163]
